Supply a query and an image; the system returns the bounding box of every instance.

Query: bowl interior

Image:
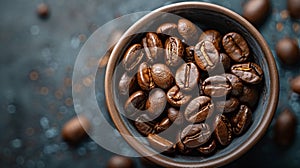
[106,2,277,167]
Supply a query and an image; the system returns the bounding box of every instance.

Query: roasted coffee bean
[198,30,222,51]
[146,88,167,117]
[275,37,300,65]
[291,75,300,94]
[219,53,231,72]
[62,115,90,144]
[185,46,195,62]
[156,23,178,36]
[165,36,184,67]
[223,73,243,96]
[148,133,175,153]
[184,96,214,123]
[135,114,155,136]
[215,97,240,113]
[231,62,263,84]
[167,107,184,125]
[154,118,172,133]
[124,91,147,118]
[287,0,300,19]
[181,123,211,148]
[37,3,50,19]
[194,40,219,71]
[197,139,217,155]
[107,155,135,168]
[239,85,259,108]
[231,105,252,136]
[176,132,192,154]
[242,0,270,27]
[223,32,250,62]
[167,85,192,107]
[151,64,174,89]
[202,75,232,97]
[175,62,199,92]
[143,32,163,63]
[119,72,137,96]
[137,62,155,91]
[122,44,144,72]
[214,115,232,146]
[178,18,199,44]
[274,109,297,146]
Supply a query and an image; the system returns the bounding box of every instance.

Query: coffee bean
[223,73,243,96]
[154,118,172,133]
[219,53,232,72]
[184,96,214,123]
[176,132,193,154]
[274,109,297,146]
[167,107,184,125]
[231,62,263,84]
[275,37,300,65]
[194,40,220,71]
[146,88,167,117]
[143,32,163,63]
[61,115,90,144]
[122,44,144,72]
[239,85,259,108]
[165,36,184,67]
[151,63,174,89]
[198,30,222,51]
[223,32,250,62]
[156,23,178,36]
[124,91,147,118]
[119,72,137,96]
[202,75,232,97]
[287,0,300,19]
[181,123,211,148]
[147,133,175,153]
[37,3,50,19]
[214,115,232,146]
[167,85,192,107]
[137,62,155,91]
[197,139,217,155]
[135,114,155,136]
[215,97,240,113]
[178,18,199,44]
[242,0,270,26]
[185,46,195,62]
[107,155,135,168]
[175,62,199,92]
[231,105,253,135]
[291,75,300,94]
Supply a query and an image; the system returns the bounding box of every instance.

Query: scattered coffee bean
[231,62,263,84]
[197,139,217,155]
[290,75,300,94]
[137,62,155,91]
[61,115,90,144]
[275,37,300,65]
[122,44,144,72]
[223,32,250,62]
[148,133,175,153]
[151,64,174,89]
[146,88,167,117]
[119,72,137,96]
[154,117,172,133]
[181,123,211,148]
[215,97,240,113]
[223,73,243,96]
[239,85,259,108]
[167,85,192,107]
[231,105,253,135]
[178,18,199,44]
[167,107,184,125]
[202,75,232,97]
[37,3,50,19]
[214,115,232,146]
[219,53,231,72]
[176,132,193,154]
[198,30,222,51]
[107,155,135,168]
[242,0,270,26]
[274,109,297,146]
[143,32,163,63]
[156,23,178,36]
[124,91,147,118]
[135,114,155,136]
[287,0,300,19]
[184,96,214,123]
[185,46,195,62]
[175,62,199,92]
[165,36,184,67]
[194,40,220,71]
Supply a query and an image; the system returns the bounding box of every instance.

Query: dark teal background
[0,0,299,167]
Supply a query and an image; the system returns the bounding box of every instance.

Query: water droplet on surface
[30,25,40,36]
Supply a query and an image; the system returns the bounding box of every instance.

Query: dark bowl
[105,2,279,167]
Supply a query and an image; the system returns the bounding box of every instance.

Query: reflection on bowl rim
[105,2,279,168]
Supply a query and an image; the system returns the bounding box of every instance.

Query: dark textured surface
[0,0,300,167]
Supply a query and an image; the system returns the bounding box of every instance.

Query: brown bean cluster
[117,18,264,156]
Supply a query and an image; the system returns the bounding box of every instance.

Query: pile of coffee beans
[116,18,264,156]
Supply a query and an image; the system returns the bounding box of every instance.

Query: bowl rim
[105,2,279,167]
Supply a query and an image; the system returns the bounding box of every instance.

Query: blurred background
[0,0,300,167]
